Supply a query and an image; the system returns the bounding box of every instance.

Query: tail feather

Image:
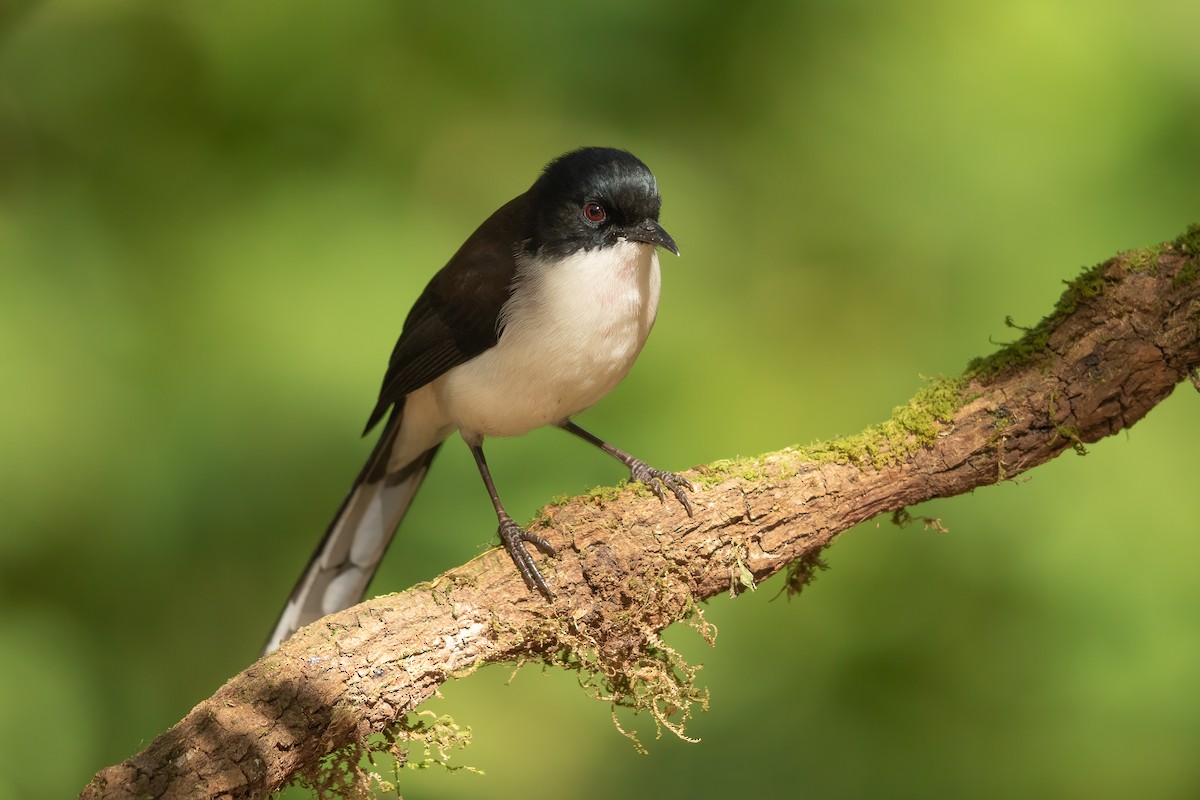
[263,408,441,654]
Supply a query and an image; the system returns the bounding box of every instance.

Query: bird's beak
[625,219,680,256]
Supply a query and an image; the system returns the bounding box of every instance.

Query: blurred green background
[2,1,1199,798]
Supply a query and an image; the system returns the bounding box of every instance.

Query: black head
[524,147,678,260]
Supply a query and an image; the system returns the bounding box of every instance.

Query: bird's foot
[498,514,557,597]
[629,460,695,517]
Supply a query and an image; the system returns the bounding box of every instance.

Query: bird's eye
[582,201,607,223]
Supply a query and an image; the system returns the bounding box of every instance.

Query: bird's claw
[629,460,695,518]
[498,515,557,597]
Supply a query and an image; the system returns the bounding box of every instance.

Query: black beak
[625,219,680,256]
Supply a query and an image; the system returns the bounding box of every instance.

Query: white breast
[438,239,662,440]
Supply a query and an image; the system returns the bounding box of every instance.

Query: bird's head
[526,147,678,259]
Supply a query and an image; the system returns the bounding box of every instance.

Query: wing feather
[362,193,531,433]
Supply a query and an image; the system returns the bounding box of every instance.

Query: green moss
[1170,225,1199,287]
[291,712,478,798]
[549,614,711,753]
[1174,222,1200,258]
[1121,243,1164,273]
[478,556,713,753]
[1058,266,1110,312]
[1122,249,1151,271]
[974,237,1200,379]
[966,318,1050,380]
[391,712,478,772]
[1173,259,1199,288]
[795,376,966,469]
[586,481,634,504]
[695,378,965,481]
[965,257,1126,381]
[692,378,965,480]
[695,456,766,488]
[1047,388,1088,456]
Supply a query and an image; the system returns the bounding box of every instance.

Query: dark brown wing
[362,192,532,434]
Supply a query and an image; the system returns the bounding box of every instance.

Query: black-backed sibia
[264,147,692,653]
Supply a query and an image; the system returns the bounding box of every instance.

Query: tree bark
[81,229,1200,800]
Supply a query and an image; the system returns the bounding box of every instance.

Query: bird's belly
[449,324,643,436]
[439,242,661,439]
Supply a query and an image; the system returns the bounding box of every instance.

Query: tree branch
[82,228,1200,800]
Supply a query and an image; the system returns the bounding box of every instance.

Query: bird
[263,147,693,653]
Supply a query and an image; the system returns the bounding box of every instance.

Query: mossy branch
[81,226,1200,800]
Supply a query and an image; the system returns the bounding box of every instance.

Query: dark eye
[582,201,607,223]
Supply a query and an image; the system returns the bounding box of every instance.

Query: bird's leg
[558,420,694,517]
[468,441,557,596]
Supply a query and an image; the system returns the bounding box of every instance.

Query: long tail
[263,407,441,653]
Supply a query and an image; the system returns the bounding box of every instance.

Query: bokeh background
[2,1,1199,798]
